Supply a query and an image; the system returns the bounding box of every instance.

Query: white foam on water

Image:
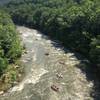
[23,34,29,37]
[26,32,33,36]
[21,59,28,63]
[33,31,42,37]
[33,53,37,61]
[26,40,33,43]
[11,68,48,92]
[47,40,52,43]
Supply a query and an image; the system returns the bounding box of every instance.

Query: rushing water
[0,26,94,100]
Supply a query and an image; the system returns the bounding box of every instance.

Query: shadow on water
[41,34,100,100]
[77,62,100,100]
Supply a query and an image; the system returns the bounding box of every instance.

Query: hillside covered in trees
[0,10,22,91]
[5,0,100,68]
[0,0,99,99]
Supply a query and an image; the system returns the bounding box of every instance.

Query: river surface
[0,26,94,100]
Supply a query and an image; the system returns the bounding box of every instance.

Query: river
[0,26,94,100]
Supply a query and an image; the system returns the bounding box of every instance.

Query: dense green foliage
[0,10,22,76]
[6,0,100,67]
[90,35,100,65]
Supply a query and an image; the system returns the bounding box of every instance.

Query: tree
[90,35,100,66]
[0,10,22,76]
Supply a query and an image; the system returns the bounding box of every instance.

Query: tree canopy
[4,0,100,67]
[0,10,22,76]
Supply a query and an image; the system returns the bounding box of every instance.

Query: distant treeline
[5,0,100,68]
[0,10,22,76]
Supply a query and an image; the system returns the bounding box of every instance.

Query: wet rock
[35,38,38,40]
[59,61,65,65]
[24,51,27,54]
[51,85,59,92]
[45,53,49,56]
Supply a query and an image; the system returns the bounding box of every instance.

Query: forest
[0,0,99,99]
[5,0,100,69]
[0,10,22,79]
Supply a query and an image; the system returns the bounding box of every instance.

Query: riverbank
[0,56,24,94]
[0,28,24,94]
[0,26,95,100]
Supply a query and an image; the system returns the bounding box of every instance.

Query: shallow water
[0,26,93,100]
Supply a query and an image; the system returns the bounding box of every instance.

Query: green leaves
[0,57,8,75]
[5,0,100,66]
[0,10,22,76]
[89,35,100,65]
